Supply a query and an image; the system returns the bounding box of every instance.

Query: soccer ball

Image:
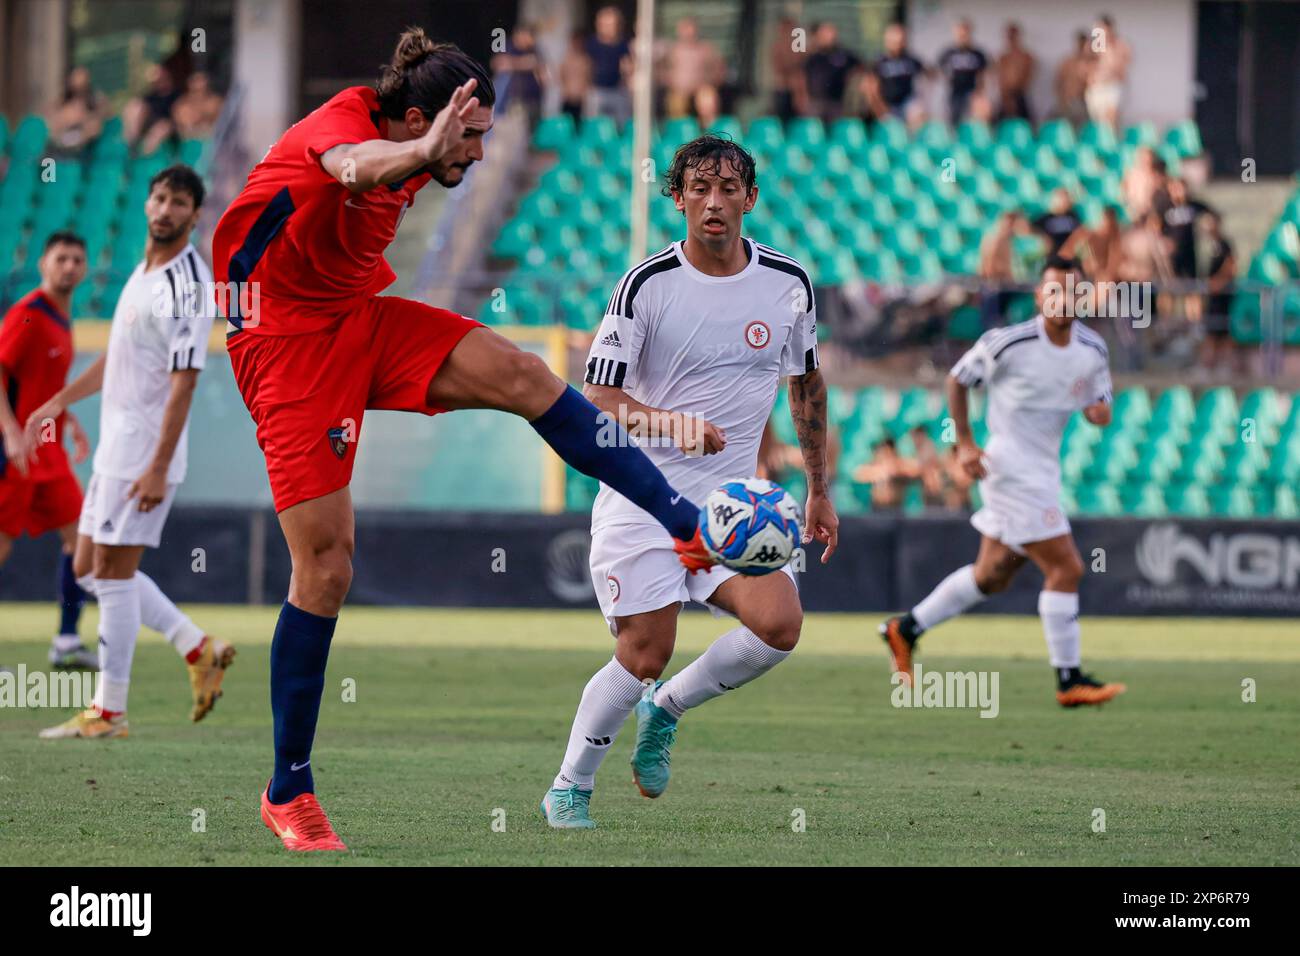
[699,478,801,575]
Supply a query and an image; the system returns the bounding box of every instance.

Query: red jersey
[0,289,73,479]
[212,86,433,335]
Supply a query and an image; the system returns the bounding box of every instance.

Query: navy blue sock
[531,385,699,539]
[268,602,336,804]
[57,553,87,636]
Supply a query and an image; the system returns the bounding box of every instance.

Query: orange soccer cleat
[261,787,348,852]
[673,527,716,574]
[1056,675,1127,708]
[878,616,916,687]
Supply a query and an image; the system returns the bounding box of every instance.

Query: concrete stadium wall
[4,510,1300,618]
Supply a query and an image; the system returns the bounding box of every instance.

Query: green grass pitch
[1,603,1297,866]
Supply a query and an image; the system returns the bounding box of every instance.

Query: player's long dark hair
[376,27,495,120]
[662,135,757,197]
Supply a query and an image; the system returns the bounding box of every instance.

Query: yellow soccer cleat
[39,709,129,739]
[188,636,236,722]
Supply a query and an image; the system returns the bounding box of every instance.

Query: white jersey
[951,315,1112,494]
[94,243,215,485]
[585,239,819,530]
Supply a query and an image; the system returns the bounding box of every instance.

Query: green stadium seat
[995,117,1033,156]
[1164,119,1203,157]
[1076,483,1123,516]
[746,116,784,151]
[1166,483,1211,516]
[1037,117,1076,155]
[10,114,48,159]
[1123,482,1168,517]
[1273,485,1300,519]
[534,114,574,151]
[829,117,867,152]
[1210,483,1255,517]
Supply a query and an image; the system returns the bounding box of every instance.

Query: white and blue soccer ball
[699,478,801,575]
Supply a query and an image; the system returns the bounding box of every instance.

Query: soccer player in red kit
[0,231,97,670]
[213,29,712,851]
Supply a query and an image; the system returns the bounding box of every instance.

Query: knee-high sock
[911,564,986,633]
[552,657,645,792]
[654,626,791,719]
[268,602,335,804]
[78,571,205,657]
[530,385,698,540]
[1038,590,1081,670]
[91,577,141,715]
[56,553,87,645]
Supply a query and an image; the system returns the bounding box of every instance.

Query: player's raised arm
[319,78,481,193]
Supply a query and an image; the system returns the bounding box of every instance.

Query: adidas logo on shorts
[600,330,621,348]
[100,519,114,533]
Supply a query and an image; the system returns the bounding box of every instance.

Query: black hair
[376,27,495,120]
[662,135,757,197]
[148,164,206,208]
[44,230,86,253]
[1043,254,1085,277]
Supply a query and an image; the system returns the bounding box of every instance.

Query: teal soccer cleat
[631,680,678,798]
[540,786,596,829]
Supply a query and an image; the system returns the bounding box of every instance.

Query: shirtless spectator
[1120,211,1175,325]
[171,71,224,140]
[1122,146,1169,222]
[663,17,725,119]
[995,22,1036,122]
[47,66,105,155]
[979,211,1027,325]
[1085,15,1131,128]
[855,438,920,512]
[769,16,807,120]
[558,32,592,124]
[1062,205,1125,285]
[1055,31,1092,125]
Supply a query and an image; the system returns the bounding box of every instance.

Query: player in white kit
[879,258,1126,707]
[32,165,234,739]
[541,137,838,828]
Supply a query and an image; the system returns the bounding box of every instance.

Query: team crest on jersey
[606,575,621,603]
[326,427,349,460]
[744,320,771,349]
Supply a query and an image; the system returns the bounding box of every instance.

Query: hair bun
[394,26,436,70]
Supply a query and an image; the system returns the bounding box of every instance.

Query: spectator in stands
[1084,14,1131,128]
[940,445,975,510]
[171,70,224,140]
[804,21,862,123]
[1162,178,1214,282]
[46,66,105,155]
[1055,31,1092,125]
[1198,212,1238,376]
[769,15,806,121]
[662,17,725,120]
[693,83,723,129]
[854,437,919,512]
[979,210,1027,325]
[910,426,948,508]
[995,21,1036,122]
[558,31,592,125]
[585,6,633,124]
[1034,188,1083,256]
[1062,205,1124,285]
[757,420,840,484]
[1120,210,1174,326]
[491,23,547,125]
[871,23,925,125]
[937,19,988,125]
[122,62,180,155]
[1122,146,1169,222]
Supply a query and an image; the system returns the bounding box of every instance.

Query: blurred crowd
[44,61,223,158]
[978,157,1238,375]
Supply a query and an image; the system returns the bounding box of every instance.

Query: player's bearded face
[145,187,199,243]
[423,104,494,188]
[676,162,755,245]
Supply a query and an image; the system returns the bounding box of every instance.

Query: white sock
[552,658,646,792]
[78,571,204,657]
[654,626,791,719]
[52,633,83,653]
[91,577,141,714]
[135,572,205,657]
[912,564,986,632]
[1038,590,1081,669]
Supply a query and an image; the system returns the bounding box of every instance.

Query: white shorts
[969,478,1071,556]
[589,522,798,635]
[77,472,178,548]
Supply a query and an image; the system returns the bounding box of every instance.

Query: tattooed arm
[788,368,838,563]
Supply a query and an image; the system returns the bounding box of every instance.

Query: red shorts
[228,296,482,512]
[0,468,83,539]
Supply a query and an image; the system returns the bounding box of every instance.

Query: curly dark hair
[661,135,757,197]
[148,164,206,208]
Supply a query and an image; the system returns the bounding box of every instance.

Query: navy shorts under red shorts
[0,467,83,539]
[228,295,482,512]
